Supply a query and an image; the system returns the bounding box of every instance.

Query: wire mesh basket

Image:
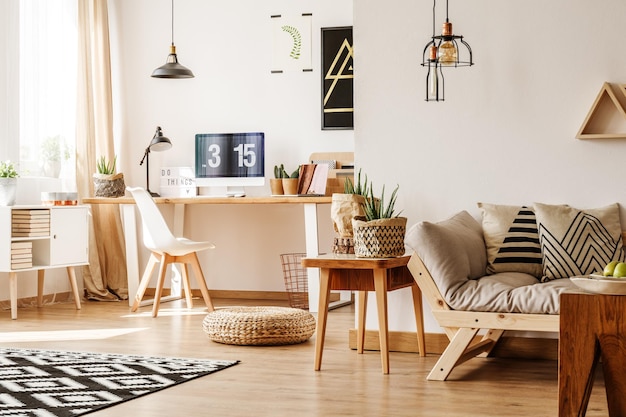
[280,253,309,310]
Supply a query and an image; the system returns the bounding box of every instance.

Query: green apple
[604,260,619,277]
[613,262,626,278]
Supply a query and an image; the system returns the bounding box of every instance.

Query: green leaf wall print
[281,25,302,60]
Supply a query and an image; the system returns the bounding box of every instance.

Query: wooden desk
[302,254,426,374]
[83,196,344,312]
[559,292,626,416]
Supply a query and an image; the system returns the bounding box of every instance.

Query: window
[18,0,77,186]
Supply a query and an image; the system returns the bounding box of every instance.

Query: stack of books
[11,241,33,269]
[11,209,51,238]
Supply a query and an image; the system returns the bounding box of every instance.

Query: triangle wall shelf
[577,82,626,139]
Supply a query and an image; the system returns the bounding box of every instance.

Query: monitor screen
[195,132,265,191]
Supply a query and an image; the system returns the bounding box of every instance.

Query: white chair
[126,187,215,317]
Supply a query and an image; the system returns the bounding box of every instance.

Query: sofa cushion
[478,202,542,277]
[449,272,579,314]
[534,203,624,282]
[405,211,487,302]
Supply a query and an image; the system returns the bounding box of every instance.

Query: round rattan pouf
[202,306,316,346]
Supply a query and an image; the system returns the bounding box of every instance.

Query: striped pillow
[478,203,542,277]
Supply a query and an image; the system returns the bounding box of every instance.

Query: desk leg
[121,204,140,307]
[411,283,426,356]
[315,267,332,371]
[304,203,320,313]
[357,291,368,354]
[373,269,390,374]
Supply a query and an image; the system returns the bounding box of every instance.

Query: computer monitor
[195,132,265,196]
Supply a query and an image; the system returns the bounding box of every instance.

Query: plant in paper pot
[330,169,369,254]
[352,183,406,258]
[93,155,125,197]
[0,160,19,206]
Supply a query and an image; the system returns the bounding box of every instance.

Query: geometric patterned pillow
[534,202,624,282]
[477,202,542,277]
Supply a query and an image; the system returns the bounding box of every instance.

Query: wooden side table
[302,254,426,374]
[559,292,626,416]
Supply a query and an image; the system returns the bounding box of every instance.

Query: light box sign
[195,132,265,179]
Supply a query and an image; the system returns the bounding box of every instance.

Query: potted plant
[93,155,125,197]
[270,164,288,195]
[40,135,70,178]
[330,169,370,253]
[352,183,407,258]
[282,165,300,195]
[0,160,19,206]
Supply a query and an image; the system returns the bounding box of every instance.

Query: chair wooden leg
[180,263,193,308]
[152,254,172,318]
[187,252,214,312]
[132,252,160,312]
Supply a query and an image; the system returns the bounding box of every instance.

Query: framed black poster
[321,27,353,130]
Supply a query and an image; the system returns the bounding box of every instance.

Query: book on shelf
[12,218,51,224]
[11,248,32,255]
[12,225,51,232]
[12,231,49,237]
[10,241,33,250]
[11,209,50,215]
[11,261,33,270]
[11,253,32,260]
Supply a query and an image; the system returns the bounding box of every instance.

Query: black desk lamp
[140,126,172,197]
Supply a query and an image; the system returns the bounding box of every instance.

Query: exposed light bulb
[427,45,439,100]
[439,21,458,66]
[429,68,438,99]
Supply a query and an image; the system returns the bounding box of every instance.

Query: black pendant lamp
[152,0,194,79]
[421,0,473,101]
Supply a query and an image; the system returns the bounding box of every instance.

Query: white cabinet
[0,205,88,319]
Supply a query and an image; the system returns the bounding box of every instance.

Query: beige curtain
[76,0,128,301]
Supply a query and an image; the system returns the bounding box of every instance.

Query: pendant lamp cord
[170,0,174,46]
[445,0,450,23]
[432,0,436,37]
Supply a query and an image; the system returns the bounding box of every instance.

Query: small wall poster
[321,26,353,130]
[271,14,313,73]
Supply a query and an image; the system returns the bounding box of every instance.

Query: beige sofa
[404,204,624,381]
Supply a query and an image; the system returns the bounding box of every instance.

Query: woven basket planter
[93,173,125,198]
[352,216,407,258]
[202,306,316,346]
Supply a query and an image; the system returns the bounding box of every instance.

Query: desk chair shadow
[126,187,215,317]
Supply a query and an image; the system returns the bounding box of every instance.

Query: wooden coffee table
[559,292,626,416]
[302,253,426,374]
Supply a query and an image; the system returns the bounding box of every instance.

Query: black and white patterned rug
[0,348,239,416]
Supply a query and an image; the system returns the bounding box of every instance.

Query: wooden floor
[0,297,610,416]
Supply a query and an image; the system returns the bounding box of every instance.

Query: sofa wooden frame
[407,252,561,381]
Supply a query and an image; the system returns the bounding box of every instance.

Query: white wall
[355,0,626,332]
[106,0,354,293]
